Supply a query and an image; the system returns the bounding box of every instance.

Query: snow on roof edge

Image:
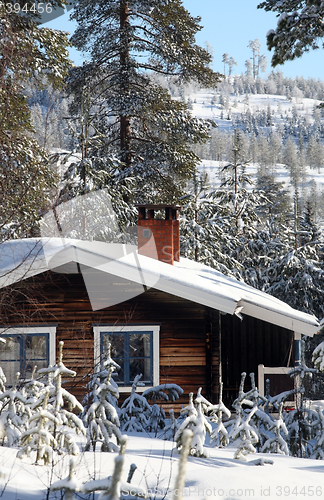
[0,238,319,336]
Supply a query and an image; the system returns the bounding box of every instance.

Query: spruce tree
[68,0,221,202]
[179,172,244,279]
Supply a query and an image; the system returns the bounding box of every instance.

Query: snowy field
[2,433,324,500]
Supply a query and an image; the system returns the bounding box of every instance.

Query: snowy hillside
[179,80,324,225]
[190,89,321,130]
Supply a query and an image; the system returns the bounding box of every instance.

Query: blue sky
[45,0,324,81]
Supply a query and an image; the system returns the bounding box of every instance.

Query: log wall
[0,270,293,410]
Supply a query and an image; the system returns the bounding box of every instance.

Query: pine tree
[68,0,221,203]
[248,39,261,79]
[258,0,324,66]
[0,4,71,240]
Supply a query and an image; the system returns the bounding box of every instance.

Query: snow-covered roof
[0,238,319,336]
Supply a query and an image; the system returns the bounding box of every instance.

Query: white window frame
[0,325,56,378]
[93,325,159,392]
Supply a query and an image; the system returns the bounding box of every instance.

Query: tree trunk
[120,1,131,170]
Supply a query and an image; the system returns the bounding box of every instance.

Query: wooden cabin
[0,205,319,409]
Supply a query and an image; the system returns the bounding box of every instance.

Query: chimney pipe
[136,204,180,265]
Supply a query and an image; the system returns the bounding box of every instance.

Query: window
[93,325,159,391]
[0,326,56,386]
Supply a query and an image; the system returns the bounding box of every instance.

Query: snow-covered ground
[2,433,324,500]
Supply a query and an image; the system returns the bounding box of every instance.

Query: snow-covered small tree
[0,372,28,447]
[175,392,212,458]
[17,388,59,465]
[82,342,120,419]
[284,365,317,458]
[261,402,289,455]
[228,373,259,460]
[162,409,179,441]
[119,375,151,433]
[22,365,45,408]
[37,341,85,455]
[209,383,231,448]
[310,407,324,460]
[143,383,183,434]
[143,383,183,404]
[84,367,121,452]
[50,457,82,500]
[0,367,6,394]
[312,341,324,372]
[232,405,259,461]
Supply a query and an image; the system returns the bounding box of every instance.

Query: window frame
[93,324,160,392]
[0,325,56,384]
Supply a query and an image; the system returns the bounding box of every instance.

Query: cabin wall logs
[0,271,293,409]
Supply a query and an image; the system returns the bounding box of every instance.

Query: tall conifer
[68,0,221,202]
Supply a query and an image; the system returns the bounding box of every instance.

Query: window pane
[129,333,151,358]
[129,333,152,383]
[100,330,153,386]
[0,333,49,386]
[24,358,48,381]
[0,361,20,387]
[101,333,125,383]
[129,358,151,382]
[26,335,47,361]
[0,336,20,361]
[102,334,124,359]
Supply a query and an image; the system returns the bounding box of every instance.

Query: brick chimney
[136,204,180,265]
